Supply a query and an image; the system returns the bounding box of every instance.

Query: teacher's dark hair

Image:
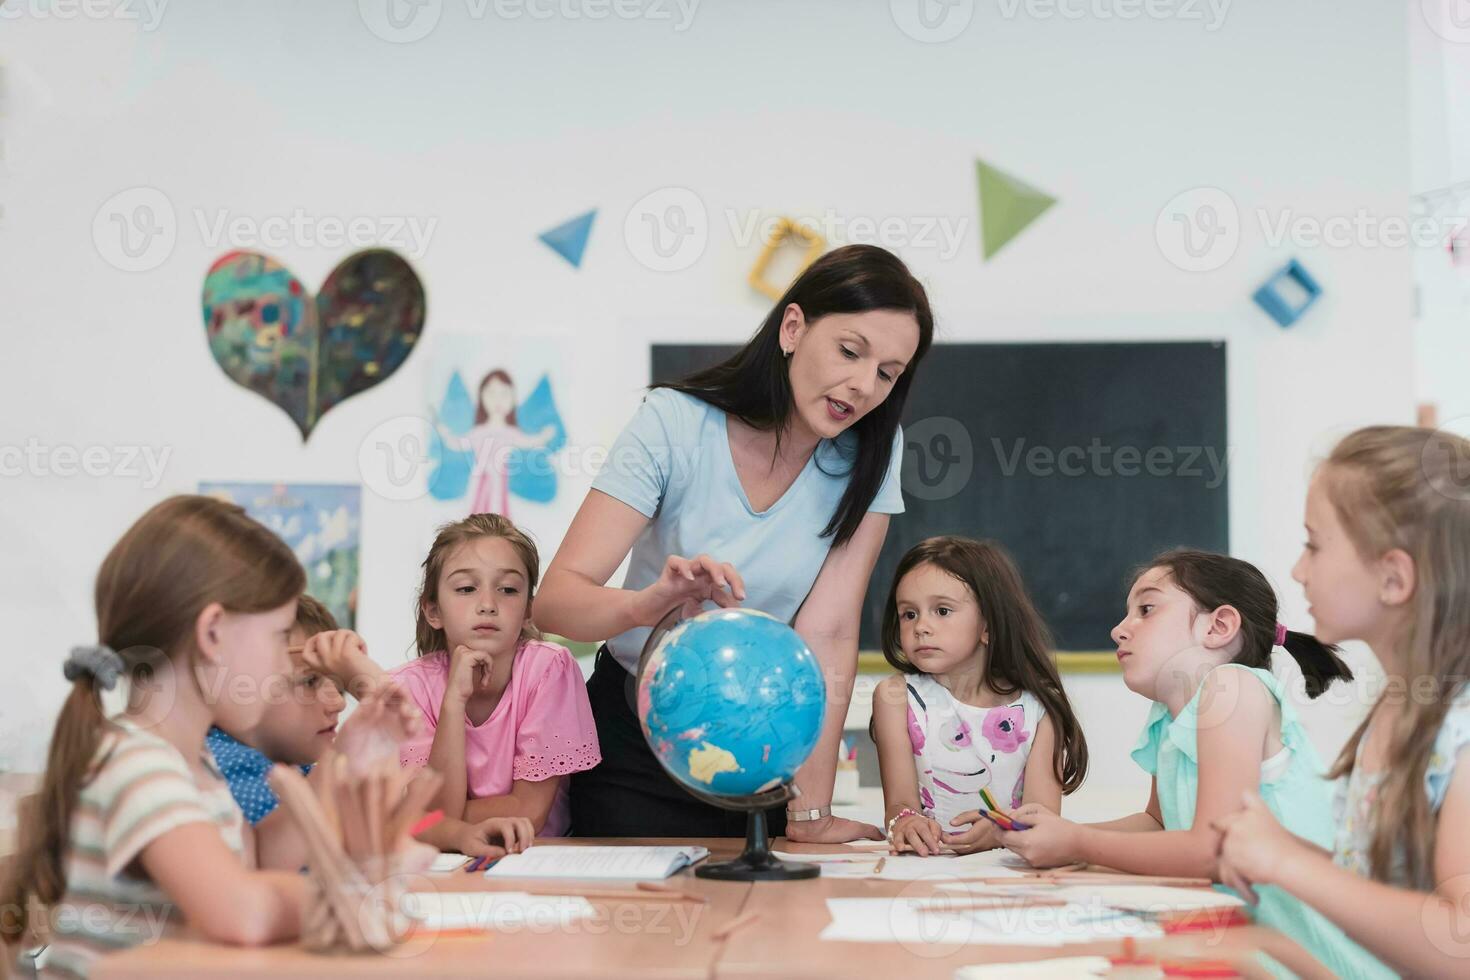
[656,244,933,548]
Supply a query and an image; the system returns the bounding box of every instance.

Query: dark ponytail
[1140,549,1352,699]
[1280,629,1354,698]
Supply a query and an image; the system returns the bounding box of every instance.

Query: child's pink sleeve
[390,662,440,771]
[512,649,602,782]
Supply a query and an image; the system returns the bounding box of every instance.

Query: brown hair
[1320,426,1470,888]
[415,513,543,656]
[474,369,517,427]
[881,536,1088,794]
[0,495,304,947]
[1139,549,1353,698]
[294,593,339,637]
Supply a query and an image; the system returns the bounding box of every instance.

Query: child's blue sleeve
[206,727,281,825]
[206,726,312,826]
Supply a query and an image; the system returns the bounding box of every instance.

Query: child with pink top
[391,513,601,841]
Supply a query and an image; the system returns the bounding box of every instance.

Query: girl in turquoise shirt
[1001,549,1388,978]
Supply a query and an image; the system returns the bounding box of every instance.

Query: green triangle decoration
[975,158,1056,260]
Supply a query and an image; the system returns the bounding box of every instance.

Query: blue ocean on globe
[637,608,827,798]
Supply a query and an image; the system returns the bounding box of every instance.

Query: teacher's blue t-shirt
[592,387,905,673]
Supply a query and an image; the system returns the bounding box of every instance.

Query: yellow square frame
[747,217,826,301]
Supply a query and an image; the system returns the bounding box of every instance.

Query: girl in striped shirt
[1,496,326,977]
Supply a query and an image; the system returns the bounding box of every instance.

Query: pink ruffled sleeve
[390,657,442,771]
[512,646,602,782]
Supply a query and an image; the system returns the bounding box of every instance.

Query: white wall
[1412,0,1470,429]
[0,1,1413,819]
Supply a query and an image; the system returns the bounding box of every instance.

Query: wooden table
[94,838,1319,979]
[94,838,751,980]
[719,842,1320,979]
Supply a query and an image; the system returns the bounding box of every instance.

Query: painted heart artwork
[202,249,425,440]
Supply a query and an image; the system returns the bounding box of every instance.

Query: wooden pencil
[635,881,708,903]
[713,910,761,940]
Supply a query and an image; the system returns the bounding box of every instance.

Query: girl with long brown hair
[872,536,1088,856]
[1216,426,1470,977]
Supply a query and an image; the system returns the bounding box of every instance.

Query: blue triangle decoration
[538,209,596,268]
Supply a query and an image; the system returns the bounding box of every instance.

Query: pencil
[980,810,1015,831]
[410,810,446,837]
[980,787,1000,812]
[713,910,760,940]
[636,882,708,903]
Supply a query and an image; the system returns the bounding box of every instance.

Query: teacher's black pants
[569,647,789,839]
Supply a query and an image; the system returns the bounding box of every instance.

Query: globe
[635,606,827,880]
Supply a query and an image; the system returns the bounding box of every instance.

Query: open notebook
[483,845,710,880]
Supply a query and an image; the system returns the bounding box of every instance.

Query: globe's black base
[693,806,819,881]
[696,854,819,881]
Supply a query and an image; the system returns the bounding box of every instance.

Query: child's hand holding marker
[941,810,1004,853]
[997,803,1083,868]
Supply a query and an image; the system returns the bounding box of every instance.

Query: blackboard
[650,342,1228,652]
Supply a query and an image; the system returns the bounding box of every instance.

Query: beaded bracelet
[886,807,920,842]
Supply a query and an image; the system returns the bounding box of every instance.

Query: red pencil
[981,809,1016,831]
[409,809,445,836]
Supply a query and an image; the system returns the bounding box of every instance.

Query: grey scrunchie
[64,644,125,690]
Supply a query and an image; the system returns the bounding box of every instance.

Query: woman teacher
[536,245,933,843]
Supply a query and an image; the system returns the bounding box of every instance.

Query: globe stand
[682,783,819,881]
[636,605,819,882]
[696,807,819,881]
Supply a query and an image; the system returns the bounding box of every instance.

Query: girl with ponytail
[1216,426,1470,977]
[1001,549,1383,978]
[1,496,310,977]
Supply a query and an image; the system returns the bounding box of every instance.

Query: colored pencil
[409,809,445,836]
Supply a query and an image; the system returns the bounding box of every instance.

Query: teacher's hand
[633,553,746,625]
[784,814,884,845]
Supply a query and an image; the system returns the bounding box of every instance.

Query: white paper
[482,845,709,880]
[953,956,1117,978]
[772,847,1031,880]
[875,851,1029,881]
[936,881,1244,913]
[818,897,1162,947]
[401,891,597,931]
[429,852,472,872]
